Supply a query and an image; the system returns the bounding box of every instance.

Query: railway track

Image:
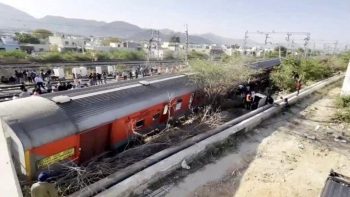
[0,60,181,69]
[0,74,174,101]
[0,58,280,102]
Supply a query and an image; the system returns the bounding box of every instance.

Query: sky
[0,0,349,45]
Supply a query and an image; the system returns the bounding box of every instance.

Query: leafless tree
[188,58,255,109]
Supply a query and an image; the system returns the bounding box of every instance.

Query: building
[188,43,211,54]
[0,36,20,51]
[20,44,50,54]
[85,38,113,52]
[85,38,142,52]
[161,42,184,51]
[49,34,86,52]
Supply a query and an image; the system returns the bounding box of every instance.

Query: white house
[0,36,20,51]
[49,34,86,52]
[161,42,184,51]
[85,38,142,52]
[20,44,50,53]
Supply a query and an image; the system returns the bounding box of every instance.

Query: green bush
[188,59,254,107]
[334,109,350,123]
[94,52,111,61]
[271,57,337,91]
[15,33,40,44]
[270,58,302,91]
[0,50,28,59]
[188,51,209,60]
[108,50,145,61]
[34,52,64,62]
[335,96,350,108]
[334,96,350,123]
[301,58,332,81]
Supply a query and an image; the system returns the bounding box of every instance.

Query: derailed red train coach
[0,74,201,179]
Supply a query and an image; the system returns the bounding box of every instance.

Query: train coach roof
[0,96,77,150]
[57,74,196,132]
[42,73,180,99]
[249,58,281,70]
[0,74,196,149]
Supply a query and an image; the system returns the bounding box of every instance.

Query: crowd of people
[1,69,53,84]
[1,64,185,100]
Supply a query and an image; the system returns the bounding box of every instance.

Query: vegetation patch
[333,96,350,123]
[271,54,348,92]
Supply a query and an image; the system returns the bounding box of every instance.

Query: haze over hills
[0,2,254,45]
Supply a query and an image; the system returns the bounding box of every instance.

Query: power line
[243,31,311,57]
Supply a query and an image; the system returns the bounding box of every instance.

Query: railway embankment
[83,75,343,197]
[149,83,350,197]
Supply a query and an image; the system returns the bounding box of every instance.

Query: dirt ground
[232,86,350,197]
[147,85,350,197]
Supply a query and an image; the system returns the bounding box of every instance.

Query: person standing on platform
[102,72,107,84]
[34,75,45,89]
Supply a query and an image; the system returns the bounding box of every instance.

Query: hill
[0,2,250,45]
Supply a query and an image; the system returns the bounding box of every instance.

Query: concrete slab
[341,61,350,96]
[0,120,23,196]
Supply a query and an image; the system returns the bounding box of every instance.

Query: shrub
[0,50,28,59]
[334,109,350,123]
[188,58,254,107]
[335,96,350,108]
[188,51,209,60]
[35,52,64,62]
[271,57,337,91]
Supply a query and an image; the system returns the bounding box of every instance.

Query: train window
[135,120,145,128]
[153,113,160,121]
[176,98,183,111]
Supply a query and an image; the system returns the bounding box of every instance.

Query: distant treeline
[0,50,146,63]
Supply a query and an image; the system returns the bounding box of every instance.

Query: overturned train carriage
[0,74,200,179]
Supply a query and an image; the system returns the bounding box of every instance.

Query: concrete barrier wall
[96,74,343,197]
[0,120,23,197]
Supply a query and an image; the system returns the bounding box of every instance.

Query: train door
[79,124,110,163]
[159,103,170,124]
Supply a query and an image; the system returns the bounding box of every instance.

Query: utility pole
[157,30,160,60]
[147,30,154,64]
[333,41,338,55]
[285,33,292,56]
[245,31,311,58]
[311,41,316,56]
[185,24,189,65]
[261,32,271,59]
[303,33,311,58]
[278,45,281,59]
[243,30,248,55]
[291,40,295,55]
